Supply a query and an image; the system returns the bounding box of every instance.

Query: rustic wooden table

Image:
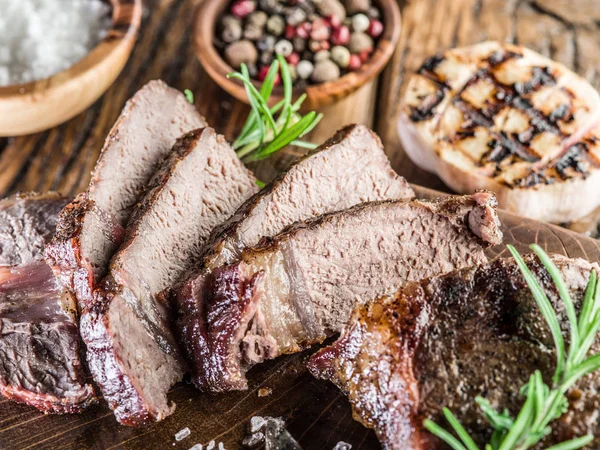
[1,0,600,449]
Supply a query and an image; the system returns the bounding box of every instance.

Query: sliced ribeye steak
[398,41,600,223]
[82,128,257,426]
[46,80,206,310]
[178,192,503,393]
[0,193,95,413]
[309,255,600,450]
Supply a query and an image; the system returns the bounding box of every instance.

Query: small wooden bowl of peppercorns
[193,0,401,109]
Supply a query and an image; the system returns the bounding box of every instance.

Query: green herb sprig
[227,55,323,163]
[424,244,600,450]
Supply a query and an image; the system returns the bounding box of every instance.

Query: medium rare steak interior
[0,193,95,413]
[177,192,502,392]
[46,80,206,311]
[82,128,258,426]
[309,255,600,450]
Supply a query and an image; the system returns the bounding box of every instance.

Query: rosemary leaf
[424,419,469,450]
[184,89,194,104]
[531,244,580,365]
[508,245,565,383]
[442,408,479,450]
[544,435,594,450]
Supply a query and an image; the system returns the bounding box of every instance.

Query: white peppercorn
[351,13,370,33]
[314,49,331,62]
[221,15,243,43]
[286,8,307,26]
[311,59,340,83]
[331,45,351,68]
[247,10,268,27]
[348,32,373,54]
[296,60,314,79]
[274,39,293,56]
[266,15,285,36]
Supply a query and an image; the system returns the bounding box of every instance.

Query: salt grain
[333,442,352,450]
[175,427,191,441]
[189,445,203,450]
[206,440,216,450]
[0,0,111,86]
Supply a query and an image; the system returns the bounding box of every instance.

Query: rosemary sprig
[424,244,600,450]
[227,55,323,163]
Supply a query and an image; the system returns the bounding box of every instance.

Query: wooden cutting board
[1,185,599,450]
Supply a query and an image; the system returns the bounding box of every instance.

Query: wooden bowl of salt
[0,0,142,137]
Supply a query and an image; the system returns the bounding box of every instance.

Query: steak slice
[46,80,206,310]
[398,41,600,223]
[308,255,600,450]
[82,128,258,426]
[0,193,95,413]
[170,125,413,374]
[179,192,503,392]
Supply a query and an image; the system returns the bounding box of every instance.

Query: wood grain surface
[1,0,600,449]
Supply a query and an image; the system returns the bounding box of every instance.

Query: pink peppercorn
[330,25,350,46]
[358,49,372,63]
[348,54,361,70]
[286,52,300,65]
[285,24,296,39]
[327,14,342,29]
[231,0,255,18]
[310,18,330,41]
[367,19,384,38]
[296,22,311,39]
[258,66,281,84]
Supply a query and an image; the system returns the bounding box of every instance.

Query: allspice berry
[225,40,258,69]
[343,0,371,15]
[221,15,243,43]
[314,0,346,21]
[266,15,285,36]
[331,45,351,68]
[311,59,340,83]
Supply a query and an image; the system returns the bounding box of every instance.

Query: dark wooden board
[1,0,600,448]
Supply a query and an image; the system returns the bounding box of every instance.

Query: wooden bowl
[193,0,401,109]
[0,0,142,137]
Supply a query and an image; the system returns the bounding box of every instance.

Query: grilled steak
[309,255,600,450]
[398,41,600,223]
[178,192,502,392]
[46,80,206,310]
[171,125,414,353]
[0,193,95,413]
[82,128,258,426]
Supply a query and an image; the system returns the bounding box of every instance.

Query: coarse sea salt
[175,427,191,441]
[0,0,111,86]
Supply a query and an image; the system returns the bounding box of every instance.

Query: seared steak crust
[83,128,257,426]
[0,193,95,413]
[309,256,600,450]
[177,192,502,392]
[45,194,124,310]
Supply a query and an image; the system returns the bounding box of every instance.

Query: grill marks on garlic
[402,42,600,190]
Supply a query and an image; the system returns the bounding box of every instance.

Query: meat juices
[0,193,95,413]
[82,128,258,425]
[179,192,502,392]
[398,41,600,223]
[309,255,600,450]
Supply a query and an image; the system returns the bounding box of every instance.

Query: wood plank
[375,0,600,235]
